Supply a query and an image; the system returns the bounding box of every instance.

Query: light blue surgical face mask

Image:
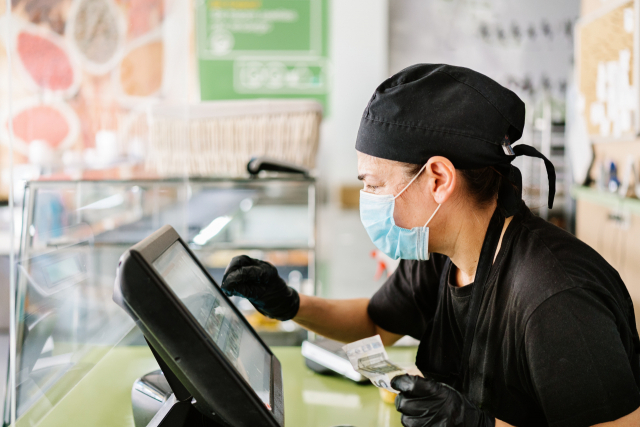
[360,164,441,261]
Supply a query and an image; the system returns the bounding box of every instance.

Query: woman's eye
[366,185,379,191]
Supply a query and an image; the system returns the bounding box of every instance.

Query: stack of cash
[342,335,406,393]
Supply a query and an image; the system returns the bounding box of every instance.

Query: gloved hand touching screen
[392,375,495,427]
[221,255,300,321]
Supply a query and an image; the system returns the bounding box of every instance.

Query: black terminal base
[148,395,223,427]
[142,338,226,427]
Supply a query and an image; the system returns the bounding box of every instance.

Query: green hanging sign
[196,0,329,110]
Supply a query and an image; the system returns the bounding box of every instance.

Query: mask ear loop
[423,204,442,227]
[392,162,441,227]
[393,163,428,200]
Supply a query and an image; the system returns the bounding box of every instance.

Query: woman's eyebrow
[357,174,368,181]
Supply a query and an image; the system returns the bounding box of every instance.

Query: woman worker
[222,64,640,426]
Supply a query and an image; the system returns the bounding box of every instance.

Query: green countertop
[19,345,417,427]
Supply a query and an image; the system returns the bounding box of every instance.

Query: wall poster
[196,0,330,110]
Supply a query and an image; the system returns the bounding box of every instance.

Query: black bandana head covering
[355,63,555,216]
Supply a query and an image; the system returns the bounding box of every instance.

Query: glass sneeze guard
[6,176,316,426]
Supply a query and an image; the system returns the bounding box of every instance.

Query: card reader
[301,338,367,383]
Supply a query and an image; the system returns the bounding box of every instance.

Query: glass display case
[6,176,315,426]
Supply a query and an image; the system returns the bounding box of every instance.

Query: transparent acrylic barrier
[21,178,315,289]
[7,177,315,424]
[21,180,312,248]
[7,224,134,425]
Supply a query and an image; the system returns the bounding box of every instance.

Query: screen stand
[136,338,226,427]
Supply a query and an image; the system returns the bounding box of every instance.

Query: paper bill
[342,335,406,393]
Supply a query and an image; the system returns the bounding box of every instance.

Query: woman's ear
[425,156,456,204]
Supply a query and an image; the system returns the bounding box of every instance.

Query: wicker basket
[146,100,322,177]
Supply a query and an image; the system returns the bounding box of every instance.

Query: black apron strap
[455,207,505,390]
[437,258,452,303]
[495,164,522,217]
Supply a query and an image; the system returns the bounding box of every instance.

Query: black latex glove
[221,255,300,321]
[391,375,495,427]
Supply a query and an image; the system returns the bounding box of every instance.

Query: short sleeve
[367,256,445,340]
[523,288,640,427]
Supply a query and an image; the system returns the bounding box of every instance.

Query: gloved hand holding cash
[392,375,495,427]
[343,336,495,427]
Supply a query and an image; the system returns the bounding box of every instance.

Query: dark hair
[402,163,502,208]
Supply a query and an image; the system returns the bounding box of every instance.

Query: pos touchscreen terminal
[113,225,284,427]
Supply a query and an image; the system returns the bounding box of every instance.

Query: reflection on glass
[10,178,314,423]
[10,229,134,424]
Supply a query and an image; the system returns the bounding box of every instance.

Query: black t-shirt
[368,204,640,427]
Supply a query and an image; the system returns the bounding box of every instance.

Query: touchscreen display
[152,242,271,406]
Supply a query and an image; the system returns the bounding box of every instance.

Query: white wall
[389,0,579,104]
[314,0,390,299]
[316,0,389,198]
